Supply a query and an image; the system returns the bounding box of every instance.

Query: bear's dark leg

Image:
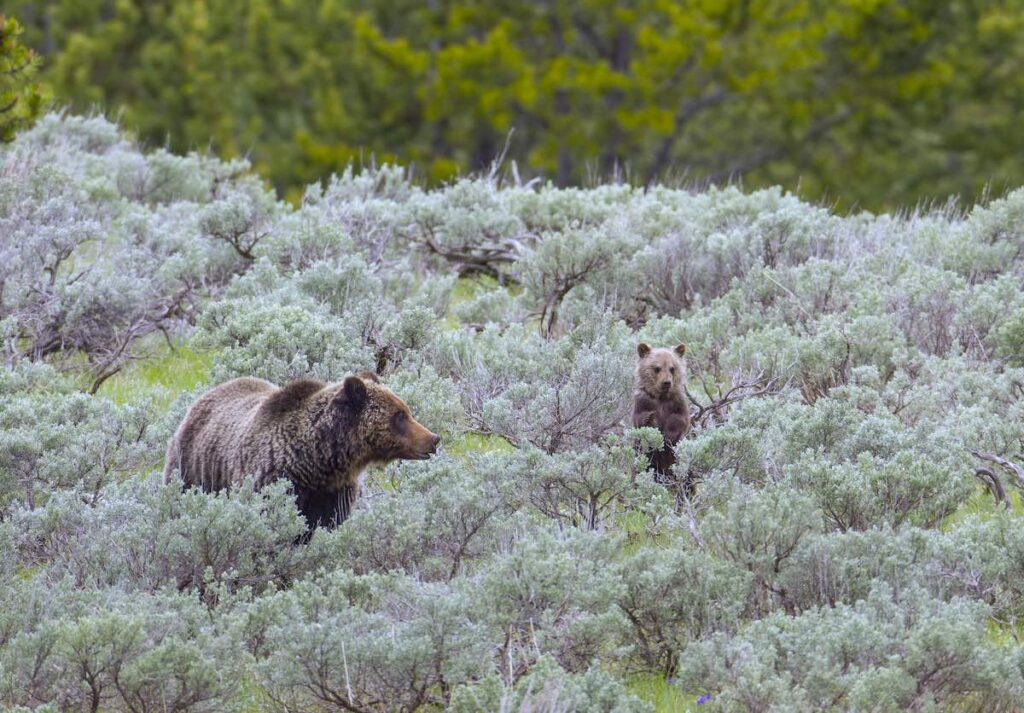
[291,482,358,535]
[650,447,675,485]
[650,447,698,503]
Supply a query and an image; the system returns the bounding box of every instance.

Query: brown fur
[164,374,440,530]
[631,343,691,485]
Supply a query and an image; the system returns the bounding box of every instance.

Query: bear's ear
[334,376,368,410]
[357,370,380,383]
[674,343,687,356]
[637,343,651,358]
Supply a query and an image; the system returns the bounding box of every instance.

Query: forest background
[5,1,1024,209]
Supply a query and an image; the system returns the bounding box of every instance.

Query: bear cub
[164,372,440,532]
[631,343,692,484]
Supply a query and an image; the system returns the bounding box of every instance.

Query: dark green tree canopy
[0,14,45,142]
[9,2,1024,208]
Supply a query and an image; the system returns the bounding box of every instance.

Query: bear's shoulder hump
[262,379,326,415]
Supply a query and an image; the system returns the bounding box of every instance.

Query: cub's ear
[674,343,687,356]
[357,370,380,383]
[637,343,651,358]
[334,375,368,410]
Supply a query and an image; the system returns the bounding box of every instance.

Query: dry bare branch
[969,450,1024,502]
[686,371,781,429]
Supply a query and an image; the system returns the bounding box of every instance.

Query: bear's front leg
[291,482,358,534]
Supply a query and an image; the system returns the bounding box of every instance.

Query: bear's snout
[417,431,441,458]
[404,420,441,460]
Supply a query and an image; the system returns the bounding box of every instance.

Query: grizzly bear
[163,372,440,530]
[632,343,691,486]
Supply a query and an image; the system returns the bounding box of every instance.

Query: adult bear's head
[328,371,441,464]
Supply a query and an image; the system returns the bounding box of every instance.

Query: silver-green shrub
[677,585,1024,711]
[4,114,1024,711]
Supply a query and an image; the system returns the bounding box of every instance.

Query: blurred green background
[4,0,1024,209]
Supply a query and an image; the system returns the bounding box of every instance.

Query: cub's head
[329,372,441,464]
[636,343,687,399]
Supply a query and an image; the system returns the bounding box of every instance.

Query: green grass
[987,617,1024,647]
[444,275,523,329]
[449,275,502,306]
[628,674,703,713]
[98,342,213,407]
[943,484,1023,532]
[450,274,523,303]
[363,434,513,494]
[444,432,516,458]
[617,508,669,554]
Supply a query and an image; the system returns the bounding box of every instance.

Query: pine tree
[0,15,45,141]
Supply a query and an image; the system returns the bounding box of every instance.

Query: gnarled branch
[685,371,781,429]
[969,450,1024,508]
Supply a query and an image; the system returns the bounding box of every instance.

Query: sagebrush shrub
[4,114,1024,711]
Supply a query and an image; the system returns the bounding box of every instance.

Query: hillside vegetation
[3,115,1024,711]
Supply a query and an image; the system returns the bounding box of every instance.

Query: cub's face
[636,343,687,398]
[332,373,441,463]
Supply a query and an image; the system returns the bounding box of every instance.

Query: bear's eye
[653,367,661,373]
[669,367,675,374]
[391,411,408,432]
